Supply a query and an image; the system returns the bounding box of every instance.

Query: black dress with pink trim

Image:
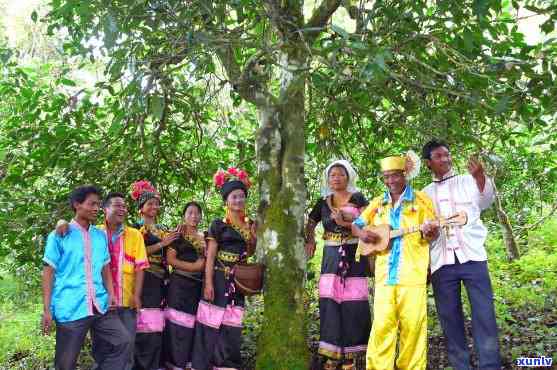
[163,235,204,369]
[191,219,249,370]
[133,222,168,370]
[308,192,371,363]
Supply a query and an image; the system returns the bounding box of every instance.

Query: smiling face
[183,204,202,228]
[140,197,160,218]
[382,170,407,197]
[226,189,247,212]
[74,194,101,223]
[104,196,128,226]
[426,145,453,178]
[328,165,349,192]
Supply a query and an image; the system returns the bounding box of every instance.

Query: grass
[1,219,556,369]
[0,275,55,369]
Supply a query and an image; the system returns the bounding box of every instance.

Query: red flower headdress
[130,180,159,201]
[213,167,251,189]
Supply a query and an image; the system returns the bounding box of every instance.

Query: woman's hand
[331,210,353,228]
[175,224,187,235]
[203,282,214,302]
[160,231,180,247]
[305,241,316,258]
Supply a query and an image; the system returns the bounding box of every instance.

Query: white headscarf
[321,159,359,197]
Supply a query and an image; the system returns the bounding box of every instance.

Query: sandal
[341,361,355,370]
[324,359,340,370]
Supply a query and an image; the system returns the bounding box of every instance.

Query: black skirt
[318,243,371,361]
[163,272,202,368]
[191,269,245,370]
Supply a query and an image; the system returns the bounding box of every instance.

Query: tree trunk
[255,46,309,370]
[493,185,520,261]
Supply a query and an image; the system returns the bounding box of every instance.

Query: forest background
[0,0,556,369]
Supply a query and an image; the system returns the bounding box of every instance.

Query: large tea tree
[0,0,552,367]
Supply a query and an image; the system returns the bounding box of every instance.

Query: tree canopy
[1,0,556,367]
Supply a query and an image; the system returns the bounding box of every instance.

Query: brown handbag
[234,262,265,296]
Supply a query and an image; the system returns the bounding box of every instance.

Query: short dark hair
[182,201,202,217]
[69,185,102,211]
[422,140,450,160]
[103,192,126,209]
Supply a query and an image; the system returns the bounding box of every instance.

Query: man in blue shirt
[42,185,132,370]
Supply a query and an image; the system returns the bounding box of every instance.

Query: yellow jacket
[355,186,435,286]
[98,225,149,307]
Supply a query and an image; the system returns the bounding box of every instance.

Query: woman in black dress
[191,168,256,370]
[305,160,371,370]
[130,180,179,370]
[164,201,206,370]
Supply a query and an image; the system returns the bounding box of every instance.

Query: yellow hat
[380,156,406,172]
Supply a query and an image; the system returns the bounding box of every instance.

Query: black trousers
[92,307,137,370]
[54,310,132,370]
[431,260,502,370]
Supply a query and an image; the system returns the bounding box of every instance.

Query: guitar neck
[390,226,419,239]
[388,212,465,240]
[390,221,435,239]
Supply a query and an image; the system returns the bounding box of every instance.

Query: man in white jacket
[422,140,501,370]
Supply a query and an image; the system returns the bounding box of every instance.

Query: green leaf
[60,78,76,87]
[31,10,38,23]
[150,95,165,120]
[541,19,555,34]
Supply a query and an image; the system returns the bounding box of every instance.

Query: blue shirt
[43,220,110,323]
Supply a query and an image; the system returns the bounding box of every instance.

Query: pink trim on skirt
[319,341,367,355]
[222,305,244,328]
[319,274,369,303]
[137,308,165,333]
[196,301,245,329]
[196,300,225,329]
[344,344,368,353]
[165,307,195,328]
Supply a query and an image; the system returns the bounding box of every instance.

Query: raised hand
[468,156,486,191]
[468,156,485,179]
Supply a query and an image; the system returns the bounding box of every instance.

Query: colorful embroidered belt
[323,231,358,246]
[217,251,241,263]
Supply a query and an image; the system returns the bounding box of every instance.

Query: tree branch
[215,45,277,108]
[304,0,342,41]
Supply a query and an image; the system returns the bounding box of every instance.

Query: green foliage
[1,0,557,367]
[1,0,555,271]
[1,220,557,368]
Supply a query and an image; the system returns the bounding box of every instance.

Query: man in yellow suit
[352,154,439,370]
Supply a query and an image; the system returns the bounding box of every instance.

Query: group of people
[42,168,255,370]
[305,140,501,370]
[41,139,502,370]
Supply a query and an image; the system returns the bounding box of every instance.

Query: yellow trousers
[366,285,427,370]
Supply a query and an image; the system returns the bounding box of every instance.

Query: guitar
[358,211,468,256]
